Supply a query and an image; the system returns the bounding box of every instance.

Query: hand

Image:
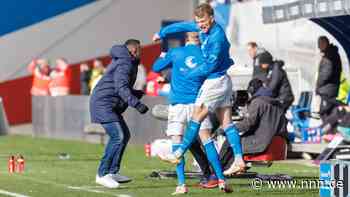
[132,89,145,99]
[136,103,149,114]
[152,33,161,43]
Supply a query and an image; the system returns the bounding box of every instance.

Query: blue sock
[175,120,201,157]
[203,139,225,180]
[172,144,185,185]
[224,124,243,160]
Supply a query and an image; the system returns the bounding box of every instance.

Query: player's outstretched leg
[171,143,188,195]
[223,123,246,176]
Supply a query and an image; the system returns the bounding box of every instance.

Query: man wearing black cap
[257,52,295,112]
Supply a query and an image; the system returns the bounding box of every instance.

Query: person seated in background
[219,79,288,173]
[322,104,350,141]
[80,63,91,95]
[338,106,350,141]
[49,58,70,96]
[89,59,105,93]
[257,52,295,112]
[247,41,272,79]
[27,58,52,96]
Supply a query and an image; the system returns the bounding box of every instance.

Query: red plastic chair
[243,136,287,161]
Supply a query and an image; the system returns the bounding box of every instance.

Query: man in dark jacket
[220,79,288,174]
[90,39,149,188]
[316,36,342,121]
[257,53,295,112]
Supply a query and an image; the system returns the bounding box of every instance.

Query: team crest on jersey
[185,56,198,69]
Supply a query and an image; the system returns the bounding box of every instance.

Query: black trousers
[189,138,212,178]
[320,97,338,123]
[218,139,235,171]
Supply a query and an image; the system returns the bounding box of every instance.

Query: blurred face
[260,63,269,70]
[127,44,141,59]
[80,64,89,72]
[195,14,214,34]
[168,39,182,49]
[247,45,257,58]
[186,32,200,45]
[41,65,50,75]
[56,58,68,70]
[318,39,328,52]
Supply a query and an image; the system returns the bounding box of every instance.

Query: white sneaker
[96,174,120,188]
[223,162,246,176]
[172,185,188,195]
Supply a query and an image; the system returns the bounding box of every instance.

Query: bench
[84,123,106,145]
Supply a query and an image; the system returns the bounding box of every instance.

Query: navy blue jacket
[90,45,141,123]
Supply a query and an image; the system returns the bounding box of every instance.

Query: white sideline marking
[68,186,105,194]
[0,171,131,197]
[0,189,30,197]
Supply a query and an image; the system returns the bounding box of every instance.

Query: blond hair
[194,3,214,18]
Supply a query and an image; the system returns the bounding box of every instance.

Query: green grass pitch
[0,135,319,197]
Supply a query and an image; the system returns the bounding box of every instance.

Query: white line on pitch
[0,189,30,197]
[2,173,129,197]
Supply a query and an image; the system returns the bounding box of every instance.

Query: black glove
[132,89,145,99]
[136,103,149,114]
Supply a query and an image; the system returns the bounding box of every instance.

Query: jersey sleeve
[158,21,199,38]
[152,50,173,72]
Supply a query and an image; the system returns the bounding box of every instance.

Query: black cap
[259,52,273,65]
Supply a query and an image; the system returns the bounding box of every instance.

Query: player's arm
[155,21,199,41]
[152,50,173,72]
[267,64,282,92]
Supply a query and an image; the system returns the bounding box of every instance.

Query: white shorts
[195,74,233,112]
[166,104,212,136]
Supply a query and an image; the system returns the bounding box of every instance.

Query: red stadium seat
[243,136,287,161]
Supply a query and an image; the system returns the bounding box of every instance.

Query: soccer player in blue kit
[153,3,246,191]
[153,32,221,194]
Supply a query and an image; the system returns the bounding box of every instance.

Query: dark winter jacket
[89,45,142,123]
[316,44,342,99]
[258,61,295,111]
[237,87,288,154]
